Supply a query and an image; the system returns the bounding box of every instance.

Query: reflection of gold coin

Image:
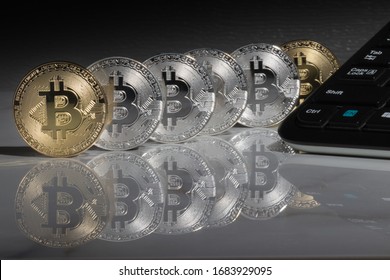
[288,190,320,209]
[281,40,340,104]
[14,62,107,157]
[15,159,108,248]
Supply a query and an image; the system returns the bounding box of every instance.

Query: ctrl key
[297,104,338,127]
[364,109,390,131]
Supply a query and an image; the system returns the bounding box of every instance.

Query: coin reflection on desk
[229,128,297,220]
[279,154,390,235]
[187,136,249,228]
[14,159,108,248]
[142,144,215,234]
[87,152,164,241]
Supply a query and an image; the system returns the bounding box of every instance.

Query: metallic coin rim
[87,56,163,150]
[231,43,300,78]
[229,128,297,220]
[280,39,340,71]
[288,191,321,209]
[280,40,340,105]
[229,127,297,154]
[14,158,107,248]
[86,151,164,241]
[13,61,107,157]
[87,56,163,99]
[185,48,248,135]
[231,43,300,127]
[142,144,215,234]
[241,183,297,220]
[187,136,249,227]
[143,53,215,143]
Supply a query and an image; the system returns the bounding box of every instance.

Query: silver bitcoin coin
[188,136,249,228]
[231,43,300,127]
[142,144,215,234]
[15,159,108,248]
[87,152,164,241]
[229,128,297,220]
[185,48,248,135]
[88,57,163,150]
[143,53,215,142]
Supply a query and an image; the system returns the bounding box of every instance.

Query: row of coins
[13,41,339,157]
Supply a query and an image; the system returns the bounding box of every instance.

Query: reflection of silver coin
[188,136,248,228]
[142,144,215,234]
[88,57,163,150]
[186,48,248,135]
[231,43,300,127]
[87,152,164,241]
[230,128,296,220]
[15,159,108,248]
[143,53,215,143]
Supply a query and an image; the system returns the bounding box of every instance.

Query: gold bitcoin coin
[288,190,320,209]
[14,62,107,157]
[281,40,340,104]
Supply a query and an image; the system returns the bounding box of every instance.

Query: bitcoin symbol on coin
[232,43,300,127]
[281,40,339,104]
[108,71,139,135]
[15,62,107,157]
[39,77,82,140]
[294,52,322,103]
[248,56,279,114]
[15,158,108,247]
[162,66,192,127]
[244,143,278,200]
[163,160,192,222]
[42,176,83,234]
[110,167,141,229]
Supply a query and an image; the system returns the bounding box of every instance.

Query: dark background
[1,0,390,259]
[0,0,390,145]
[2,1,390,142]
[2,1,390,145]
[2,0,390,96]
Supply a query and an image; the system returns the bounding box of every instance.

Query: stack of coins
[13,41,339,157]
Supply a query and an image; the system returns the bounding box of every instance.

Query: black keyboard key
[327,106,374,129]
[314,84,390,107]
[297,104,338,127]
[364,108,390,131]
[377,34,390,47]
[358,48,390,65]
[339,66,386,83]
